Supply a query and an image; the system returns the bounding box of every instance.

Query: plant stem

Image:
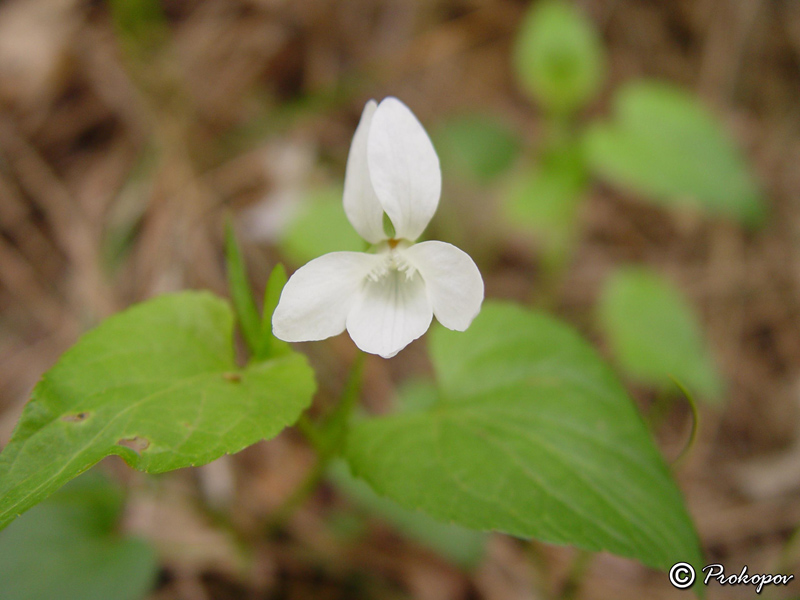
[669,377,700,466]
[266,450,331,532]
[295,413,326,454]
[267,351,366,532]
[322,351,365,452]
[534,245,572,310]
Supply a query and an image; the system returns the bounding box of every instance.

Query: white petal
[346,270,432,358]
[403,241,484,331]
[272,252,380,342]
[343,100,386,244]
[367,97,441,241]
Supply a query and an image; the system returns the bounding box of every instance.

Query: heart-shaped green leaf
[345,302,702,571]
[585,81,765,226]
[0,291,315,530]
[598,267,724,402]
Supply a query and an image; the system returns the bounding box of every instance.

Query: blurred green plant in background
[0,0,777,597]
[0,473,158,600]
[514,0,605,116]
[505,0,761,405]
[283,0,755,405]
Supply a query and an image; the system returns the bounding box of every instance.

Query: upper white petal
[346,269,433,358]
[367,97,441,241]
[343,100,386,244]
[402,241,484,331]
[272,251,380,342]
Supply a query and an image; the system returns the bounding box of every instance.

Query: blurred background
[0,0,799,598]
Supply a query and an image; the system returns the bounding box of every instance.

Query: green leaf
[503,146,588,257]
[345,302,702,571]
[225,219,261,354]
[435,114,522,184]
[0,472,158,600]
[256,263,291,360]
[330,461,487,568]
[584,81,765,226]
[394,378,440,414]
[598,267,724,402]
[0,291,315,530]
[281,186,364,264]
[513,0,604,114]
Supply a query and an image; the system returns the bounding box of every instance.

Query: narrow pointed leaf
[225,219,261,354]
[256,263,291,360]
[0,292,315,530]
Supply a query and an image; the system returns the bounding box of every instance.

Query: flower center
[366,248,417,283]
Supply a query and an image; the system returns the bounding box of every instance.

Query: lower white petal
[346,270,432,358]
[403,241,484,331]
[272,252,379,342]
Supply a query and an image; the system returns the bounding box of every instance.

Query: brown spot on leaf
[61,412,90,422]
[223,372,242,383]
[117,436,150,454]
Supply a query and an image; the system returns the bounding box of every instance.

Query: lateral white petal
[272,252,379,342]
[343,100,386,244]
[346,270,432,358]
[403,241,484,331]
[367,97,441,241]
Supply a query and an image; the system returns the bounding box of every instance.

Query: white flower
[272,97,484,358]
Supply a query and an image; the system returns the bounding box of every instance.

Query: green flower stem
[295,413,326,454]
[669,377,700,466]
[529,114,582,311]
[266,450,331,533]
[320,351,366,453]
[533,248,572,310]
[268,351,366,532]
